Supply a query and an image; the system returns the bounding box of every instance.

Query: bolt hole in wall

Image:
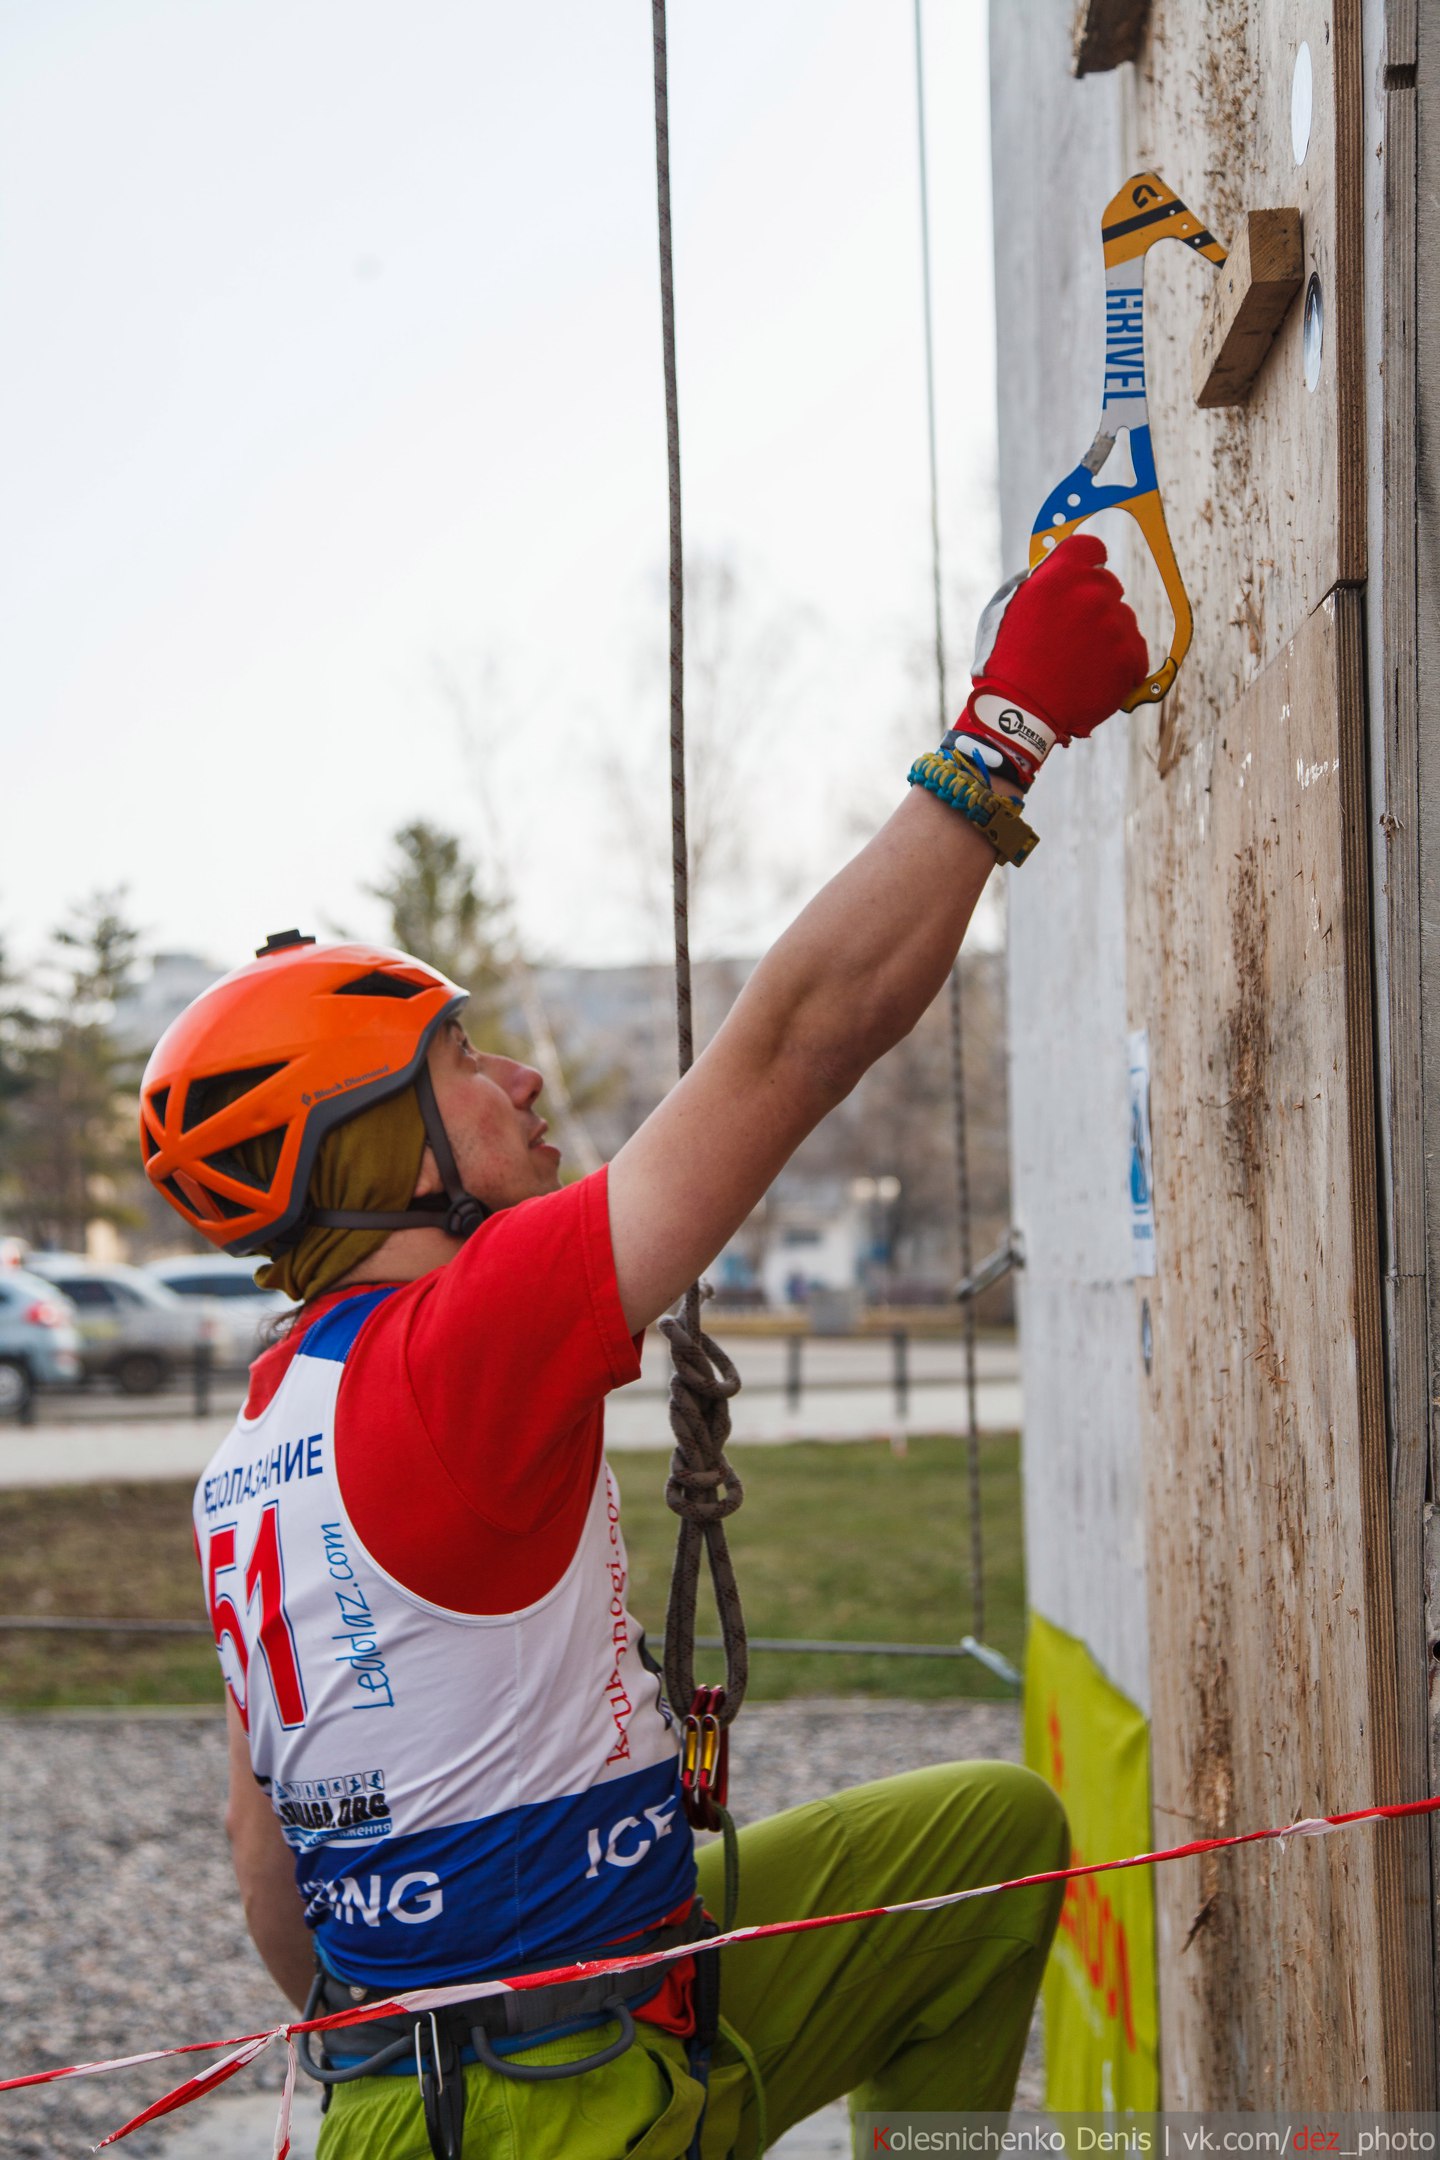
[1303,274,1324,394]
[1291,40,1312,165]
[1293,41,1320,396]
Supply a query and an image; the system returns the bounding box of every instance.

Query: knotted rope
[651,0,748,1727]
[660,1300,748,1719]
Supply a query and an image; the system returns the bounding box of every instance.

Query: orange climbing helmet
[139,931,487,1257]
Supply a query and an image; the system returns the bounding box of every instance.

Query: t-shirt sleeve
[335,1168,642,1611]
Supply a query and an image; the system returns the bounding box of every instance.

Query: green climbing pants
[315,1759,1069,2160]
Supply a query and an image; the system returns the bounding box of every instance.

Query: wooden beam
[1070,0,1149,76]
[1191,209,1304,409]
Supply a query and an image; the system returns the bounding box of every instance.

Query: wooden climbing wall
[993,0,1434,2108]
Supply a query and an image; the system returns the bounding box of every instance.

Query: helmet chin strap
[307,1066,492,1242]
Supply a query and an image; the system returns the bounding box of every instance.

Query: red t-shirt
[243,1169,696,2034]
[244,1168,642,1611]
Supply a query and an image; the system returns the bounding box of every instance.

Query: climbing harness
[294,1908,722,2160]
[1030,172,1227,705]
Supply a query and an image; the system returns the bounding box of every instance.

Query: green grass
[0,1435,1024,1710]
[620,1434,1025,1701]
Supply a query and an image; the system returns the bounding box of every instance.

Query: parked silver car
[0,1266,83,1416]
[145,1254,296,1367]
[24,1256,204,1395]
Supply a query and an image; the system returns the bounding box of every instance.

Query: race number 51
[206,1501,308,1731]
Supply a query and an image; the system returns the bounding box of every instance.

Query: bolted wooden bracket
[1191,209,1304,408]
[1071,0,1151,75]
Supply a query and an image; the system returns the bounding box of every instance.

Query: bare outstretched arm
[607,533,1149,1337]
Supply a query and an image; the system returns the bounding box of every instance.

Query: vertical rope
[652,0,747,1727]
[653,0,694,1114]
[949,967,985,1639]
[913,0,984,1638]
[913,0,948,735]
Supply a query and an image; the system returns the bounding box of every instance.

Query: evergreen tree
[0,892,146,1249]
[368,822,516,1046]
[0,934,37,1149]
[368,820,613,1168]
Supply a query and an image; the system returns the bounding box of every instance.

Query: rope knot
[659,1295,748,1723]
[659,1311,744,1523]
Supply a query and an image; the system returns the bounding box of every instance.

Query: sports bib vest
[193,1291,695,1989]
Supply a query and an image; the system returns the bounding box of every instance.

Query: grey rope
[651,0,748,1727]
[913,0,948,734]
[948,965,985,1639]
[913,0,984,1638]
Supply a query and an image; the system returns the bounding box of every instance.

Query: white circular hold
[1291,42,1313,164]
[1066,492,1081,508]
[1052,511,1066,526]
[1041,534,1057,550]
[1303,273,1324,392]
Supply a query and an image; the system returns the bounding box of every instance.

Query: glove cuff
[965,683,1060,784]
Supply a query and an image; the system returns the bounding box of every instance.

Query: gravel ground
[0,1699,1036,2159]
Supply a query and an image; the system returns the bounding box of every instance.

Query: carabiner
[1030,171,1227,709]
[680,1684,730,1831]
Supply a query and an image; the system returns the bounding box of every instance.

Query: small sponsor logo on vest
[603,1473,636,1766]
[321,1522,396,1710]
[273,1767,392,1850]
[583,1799,678,1879]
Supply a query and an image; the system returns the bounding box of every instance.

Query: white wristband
[971,693,1057,770]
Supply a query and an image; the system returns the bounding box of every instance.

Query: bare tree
[432,660,611,1175]
[604,553,816,968]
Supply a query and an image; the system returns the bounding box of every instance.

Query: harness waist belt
[301,1907,714,2080]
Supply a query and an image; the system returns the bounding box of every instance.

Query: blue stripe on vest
[297,1755,694,1989]
[299,1288,396,1365]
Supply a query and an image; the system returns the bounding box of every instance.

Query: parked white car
[23,1255,205,1395]
[145,1254,296,1368]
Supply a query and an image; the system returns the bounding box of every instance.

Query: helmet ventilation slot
[206,1188,256,1221]
[334,971,425,999]
[202,1134,285,1194]
[181,1064,286,1133]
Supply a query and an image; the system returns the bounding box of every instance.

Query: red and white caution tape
[5,1792,1439,2153]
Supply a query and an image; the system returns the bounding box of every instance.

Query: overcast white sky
[1,0,1001,976]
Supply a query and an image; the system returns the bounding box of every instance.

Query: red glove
[959,534,1148,786]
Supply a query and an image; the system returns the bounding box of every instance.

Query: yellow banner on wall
[1024,1612,1159,2113]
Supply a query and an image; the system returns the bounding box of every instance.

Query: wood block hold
[1191,209,1304,409]
[1071,0,1151,75]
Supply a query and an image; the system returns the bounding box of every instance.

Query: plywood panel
[1413,0,1440,2081]
[991,0,1432,2110]
[1130,592,1409,2102]
[1360,0,1433,2091]
[1113,0,1364,749]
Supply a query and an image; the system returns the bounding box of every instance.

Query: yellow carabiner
[1029,172,1226,709]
